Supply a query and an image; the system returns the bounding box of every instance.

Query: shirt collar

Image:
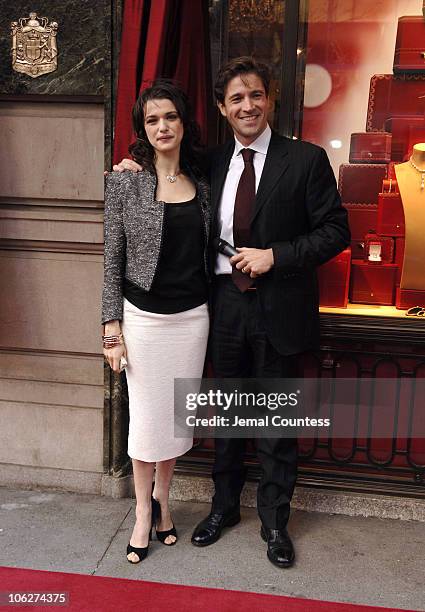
[233,124,272,158]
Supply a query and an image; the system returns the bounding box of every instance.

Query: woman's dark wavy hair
[129,79,204,178]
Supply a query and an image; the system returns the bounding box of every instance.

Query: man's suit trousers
[210,275,299,529]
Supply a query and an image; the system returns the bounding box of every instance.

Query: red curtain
[173,1,212,146]
[140,0,171,89]
[113,0,212,166]
[113,0,147,167]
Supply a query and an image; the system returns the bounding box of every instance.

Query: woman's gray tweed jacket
[102,170,210,324]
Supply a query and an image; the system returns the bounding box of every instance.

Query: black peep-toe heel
[126,494,159,564]
[153,496,178,546]
[126,539,150,564]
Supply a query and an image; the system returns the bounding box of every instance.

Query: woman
[102,80,210,564]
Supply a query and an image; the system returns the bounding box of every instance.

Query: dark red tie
[232,148,255,292]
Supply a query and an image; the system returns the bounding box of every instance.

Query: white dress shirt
[215,124,272,274]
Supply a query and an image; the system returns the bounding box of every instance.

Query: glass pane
[301,0,424,175]
[209,0,286,132]
[300,0,425,314]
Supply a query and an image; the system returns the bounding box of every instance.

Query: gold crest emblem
[11,12,58,78]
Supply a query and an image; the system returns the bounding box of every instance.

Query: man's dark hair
[129,78,204,176]
[214,56,271,104]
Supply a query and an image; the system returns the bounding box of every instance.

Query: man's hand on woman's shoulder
[113,158,143,172]
[104,159,143,176]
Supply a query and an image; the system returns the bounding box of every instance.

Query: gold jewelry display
[395,151,425,291]
[409,156,425,189]
[166,170,181,183]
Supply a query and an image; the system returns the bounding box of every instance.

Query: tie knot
[241,148,255,164]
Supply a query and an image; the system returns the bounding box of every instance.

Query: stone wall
[0,0,114,493]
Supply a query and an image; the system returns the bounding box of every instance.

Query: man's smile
[239,115,260,122]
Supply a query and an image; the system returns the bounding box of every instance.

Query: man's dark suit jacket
[208,130,351,356]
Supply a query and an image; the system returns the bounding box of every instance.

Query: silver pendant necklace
[166,170,181,183]
[409,157,425,189]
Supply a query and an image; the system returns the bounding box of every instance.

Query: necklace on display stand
[409,156,425,189]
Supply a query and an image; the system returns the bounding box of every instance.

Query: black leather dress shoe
[191,509,241,547]
[260,525,295,568]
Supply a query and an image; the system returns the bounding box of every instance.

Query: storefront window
[301,0,424,174]
[208,0,425,315]
[301,0,425,314]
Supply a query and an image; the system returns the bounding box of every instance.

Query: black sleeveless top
[123,197,208,314]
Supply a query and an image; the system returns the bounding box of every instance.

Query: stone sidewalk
[0,487,424,611]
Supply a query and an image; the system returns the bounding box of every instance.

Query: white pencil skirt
[121,298,209,463]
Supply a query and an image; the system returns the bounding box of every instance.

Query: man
[114,56,350,568]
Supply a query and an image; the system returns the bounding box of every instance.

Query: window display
[344,203,378,259]
[302,1,425,315]
[394,15,425,73]
[350,260,399,305]
[349,132,392,164]
[186,0,425,493]
[395,143,425,306]
[363,233,395,263]
[338,163,388,204]
[317,248,351,307]
[376,190,405,237]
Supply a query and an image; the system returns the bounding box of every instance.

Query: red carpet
[0,567,418,612]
